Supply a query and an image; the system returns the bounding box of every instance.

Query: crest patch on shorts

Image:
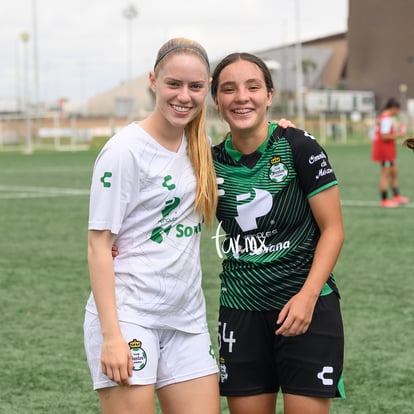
[128,339,148,371]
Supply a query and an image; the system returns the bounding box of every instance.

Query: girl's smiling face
[214,59,273,135]
[150,54,210,129]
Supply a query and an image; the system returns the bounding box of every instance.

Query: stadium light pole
[294,0,304,129]
[15,37,22,111]
[21,32,33,154]
[32,0,39,113]
[31,0,40,145]
[123,4,138,118]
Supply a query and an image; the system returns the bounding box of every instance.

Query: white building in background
[86,75,154,119]
[305,90,375,114]
[0,99,21,114]
[81,32,349,118]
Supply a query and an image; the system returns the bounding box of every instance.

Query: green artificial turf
[0,142,413,413]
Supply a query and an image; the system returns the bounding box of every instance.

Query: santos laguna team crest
[128,339,147,371]
[268,156,288,183]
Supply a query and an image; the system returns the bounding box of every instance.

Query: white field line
[0,185,89,199]
[341,199,414,208]
[1,167,91,174]
[1,185,413,207]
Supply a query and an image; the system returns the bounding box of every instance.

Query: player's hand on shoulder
[274,118,296,128]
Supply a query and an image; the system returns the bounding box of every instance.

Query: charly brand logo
[128,339,147,371]
[162,175,176,190]
[317,366,334,386]
[304,131,316,140]
[100,171,112,188]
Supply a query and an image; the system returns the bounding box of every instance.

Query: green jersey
[212,123,338,311]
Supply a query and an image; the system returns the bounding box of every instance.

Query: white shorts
[84,311,218,390]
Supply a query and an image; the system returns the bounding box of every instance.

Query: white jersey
[86,122,208,334]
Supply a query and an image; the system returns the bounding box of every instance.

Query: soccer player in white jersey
[211,53,345,414]
[84,38,219,414]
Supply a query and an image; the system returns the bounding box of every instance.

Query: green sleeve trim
[307,181,338,199]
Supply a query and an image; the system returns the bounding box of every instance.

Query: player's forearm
[301,225,344,298]
[381,132,404,140]
[303,187,344,297]
[88,233,122,339]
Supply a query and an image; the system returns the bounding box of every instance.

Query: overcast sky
[1,0,348,103]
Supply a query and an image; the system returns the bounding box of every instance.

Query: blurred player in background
[371,97,409,208]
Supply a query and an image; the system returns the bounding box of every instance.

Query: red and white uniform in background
[372,111,404,162]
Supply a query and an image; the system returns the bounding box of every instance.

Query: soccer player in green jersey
[211,53,345,414]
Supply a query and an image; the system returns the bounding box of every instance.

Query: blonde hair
[154,38,217,227]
